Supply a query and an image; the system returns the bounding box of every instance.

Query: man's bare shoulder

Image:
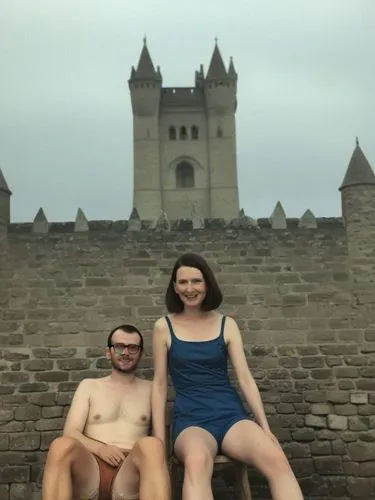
[76,376,110,393]
[135,378,152,390]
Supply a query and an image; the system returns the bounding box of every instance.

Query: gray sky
[0,0,374,223]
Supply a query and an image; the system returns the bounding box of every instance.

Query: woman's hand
[263,427,282,448]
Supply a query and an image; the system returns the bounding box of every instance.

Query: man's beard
[111,357,138,374]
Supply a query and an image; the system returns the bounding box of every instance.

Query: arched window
[169,126,176,140]
[176,161,194,188]
[216,126,223,138]
[191,126,199,140]
[179,126,188,140]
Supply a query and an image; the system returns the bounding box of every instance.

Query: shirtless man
[42,324,171,500]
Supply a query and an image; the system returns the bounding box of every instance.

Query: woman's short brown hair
[165,253,223,313]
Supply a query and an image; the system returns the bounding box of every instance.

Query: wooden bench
[166,407,252,500]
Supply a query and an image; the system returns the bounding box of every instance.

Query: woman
[152,253,303,500]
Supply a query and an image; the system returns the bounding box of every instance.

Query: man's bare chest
[86,386,151,427]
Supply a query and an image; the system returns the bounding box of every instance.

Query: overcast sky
[0,0,374,223]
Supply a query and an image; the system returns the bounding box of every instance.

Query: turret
[204,40,237,114]
[129,38,163,219]
[0,167,11,226]
[128,37,162,117]
[339,138,375,271]
[203,41,240,219]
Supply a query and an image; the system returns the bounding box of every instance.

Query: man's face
[106,329,143,374]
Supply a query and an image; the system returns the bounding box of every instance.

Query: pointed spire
[74,208,89,232]
[270,201,287,229]
[131,38,161,81]
[339,137,375,190]
[0,168,11,195]
[228,57,237,78]
[206,40,227,80]
[153,210,170,231]
[128,207,141,232]
[32,208,48,233]
[299,209,317,229]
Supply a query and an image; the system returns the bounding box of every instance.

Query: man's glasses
[110,343,141,356]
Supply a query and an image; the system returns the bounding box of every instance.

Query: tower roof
[228,56,237,77]
[206,40,227,80]
[0,167,11,195]
[340,137,375,190]
[131,37,161,81]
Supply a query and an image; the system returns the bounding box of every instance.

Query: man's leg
[42,436,100,500]
[113,437,171,500]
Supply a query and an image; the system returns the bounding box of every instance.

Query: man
[42,324,171,500]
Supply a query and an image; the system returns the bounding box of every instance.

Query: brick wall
[1,223,374,499]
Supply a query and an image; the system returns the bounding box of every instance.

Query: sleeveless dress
[166,315,250,449]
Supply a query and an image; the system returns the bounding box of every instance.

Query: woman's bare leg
[42,436,99,500]
[174,427,217,500]
[221,420,303,500]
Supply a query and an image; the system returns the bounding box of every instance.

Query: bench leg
[170,461,179,500]
[235,462,252,500]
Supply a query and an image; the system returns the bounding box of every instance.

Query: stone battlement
[7,216,343,234]
[3,204,343,236]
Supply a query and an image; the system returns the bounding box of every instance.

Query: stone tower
[0,167,11,226]
[339,138,375,280]
[128,39,240,221]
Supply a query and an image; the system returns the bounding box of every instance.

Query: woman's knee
[183,450,214,478]
[265,446,291,477]
[47,436,80,462]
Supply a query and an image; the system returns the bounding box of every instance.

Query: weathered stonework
[0,201,374,500]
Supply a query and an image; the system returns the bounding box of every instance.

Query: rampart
[0,206,375,500]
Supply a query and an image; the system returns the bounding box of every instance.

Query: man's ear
[105,347,111,360]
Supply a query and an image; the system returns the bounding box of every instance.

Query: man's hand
[97,444,126,467]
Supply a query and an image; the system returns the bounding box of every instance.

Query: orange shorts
[94,451,130,500]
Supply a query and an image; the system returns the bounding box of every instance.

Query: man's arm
[63,379,104,456]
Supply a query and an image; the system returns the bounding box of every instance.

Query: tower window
[179,126,188,140]
[169,126,176,140]
[176,161,194,188]
[217,126,223,138]
[191,126,199,140]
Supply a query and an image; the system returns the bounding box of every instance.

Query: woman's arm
[225,317,270,431]
[151,318,169,445]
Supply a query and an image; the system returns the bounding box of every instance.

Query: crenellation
[5,215,345,235]
[74,208,88,232]
[270,201,287,229]
[299,209,317,229]
[32,209,48,234]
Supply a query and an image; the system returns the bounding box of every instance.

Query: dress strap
[219,315,226,339]
[164,315,175,338]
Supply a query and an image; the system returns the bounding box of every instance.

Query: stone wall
[1,221,375,500]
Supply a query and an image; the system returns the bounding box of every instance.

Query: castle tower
[339,138,375,277]
[129,40,239,221]
[203,43,239,219]
[128,38,163,220]
[0,167,11,226]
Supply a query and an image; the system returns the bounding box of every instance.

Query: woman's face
[174,266,207,309]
